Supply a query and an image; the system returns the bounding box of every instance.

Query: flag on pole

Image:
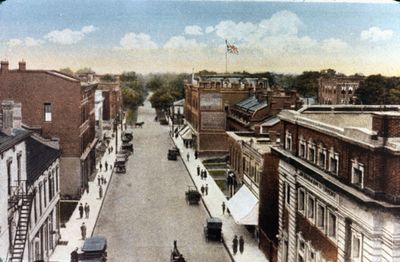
[225,40,239,54]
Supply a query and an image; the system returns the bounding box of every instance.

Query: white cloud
[205,26,215,34]
[321,38,348,51]
[164,36,205,49]
[360,27,393,42]
[45,25,97,45]
[24,37,44,46]
[7,38,23,47]
[184,25,203,35]
[119,32,158,49]
[81,25,98,33]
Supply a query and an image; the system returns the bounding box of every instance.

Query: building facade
[318,76,363,105]
[184,75,267,155]
[0,61,96,199]
[0,101,61,262]
[274,105,400,262]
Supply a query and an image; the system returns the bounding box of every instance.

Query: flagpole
[225,39,228,74]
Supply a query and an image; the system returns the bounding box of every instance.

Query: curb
[170,135,235,262]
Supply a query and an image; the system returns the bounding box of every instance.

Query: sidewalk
[50,126,122,261]
[171,128,269,262]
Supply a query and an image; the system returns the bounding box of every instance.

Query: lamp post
[114,112,119,152]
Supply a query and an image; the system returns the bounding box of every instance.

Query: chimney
[1,100,22,135]
[1,61,9,73]
[19,60,26,71]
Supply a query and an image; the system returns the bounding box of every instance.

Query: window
[17,153,22,185]
[7,160,12,196]
[49,173,54,201]
[308,145,316,163]
[351,231,362,260]
[307,195,315,220]
[298,189,305,213]
[318,148,326,168]
[317,203,325,229]
[329,152,339,175]
[299,140,306,158]
[55,167,59,192]
[44,103,52,122]
[285,132,292,151]
[285,183,291,205]
[327,210,336,238]
[43,179,47,207]
[39,183,43,215]
[352,161,364,189]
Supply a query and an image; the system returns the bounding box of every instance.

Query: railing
[8,180,32,206]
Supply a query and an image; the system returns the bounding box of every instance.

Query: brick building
[318,76,364,105]
[94,74,122,123]
[228,89,302,133]
[0,61,97,199]
[273,105,400,262]
[184,75,268,155]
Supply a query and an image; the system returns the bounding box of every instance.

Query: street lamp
[114,112,120,152]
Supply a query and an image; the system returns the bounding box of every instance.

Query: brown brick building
[273,105,400,262]
[318,76,364,105]
[184,75,268,155]
[0,61,97,199]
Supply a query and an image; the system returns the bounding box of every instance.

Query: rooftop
[0,129,30,153]
[227,131,275,154]
[235,96,267,113]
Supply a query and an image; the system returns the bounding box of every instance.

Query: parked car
[204,217,223,241]
[79,236,107,261]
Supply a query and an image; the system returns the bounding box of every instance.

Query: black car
[80,236,107,261]
[204,217,223,241]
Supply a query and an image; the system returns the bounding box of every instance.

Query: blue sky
[0,0,399,75]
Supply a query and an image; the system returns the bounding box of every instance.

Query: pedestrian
[227,208,231,216]
[186,152,189,162]
[104,177,107,184]
[80,222,87,240]
[239,236,244,254]
[78,203,83,219]
[98,176,101,186]
[99,185,103,199]
[105,161,108,171]
[99,162,102,171]
[197,165,200,176]
[200,170,204,180]
[204,170,208,180]
[205,184,208,196]
[101,175,105,184]
[84,203,90,219]
[70,247,79,262]
[194,150,198,159]
[222,202,226,215]
[232,235,238,255]
[200,185,205,196]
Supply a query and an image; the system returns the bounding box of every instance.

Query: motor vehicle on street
[204,217,223,242]
[79,236,107,262]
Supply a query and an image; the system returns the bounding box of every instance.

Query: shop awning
[227,185,259,225]
[181,129,193,140]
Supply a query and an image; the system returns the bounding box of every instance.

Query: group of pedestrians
[200,184,208,196]
[97,175,107,186]
[78,203,91,219]
[196,165,208,180]
[99,161,109,171]
[232,235,245,255]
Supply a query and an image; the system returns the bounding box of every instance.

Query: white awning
[227,185,259,225]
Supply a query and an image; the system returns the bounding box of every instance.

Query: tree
[76,67,94,74]
[292,71,321,97]
[59,67,74,75]
[356,75,400,105]
[145,75,163,91]
[120,71,138,82]
[100,74,116,82]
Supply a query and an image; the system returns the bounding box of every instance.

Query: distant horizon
[1,0,399,75]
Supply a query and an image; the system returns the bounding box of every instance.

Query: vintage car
[167,147,179,161]
[185,186,201,204]
[121,142,133,153]
[204,217,223,242]
[80,236,107,261]
[114,156,127,174]
[121,130,133,142]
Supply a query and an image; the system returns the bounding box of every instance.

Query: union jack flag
[226,40,239,54]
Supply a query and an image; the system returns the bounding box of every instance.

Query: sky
[0,0,399,75]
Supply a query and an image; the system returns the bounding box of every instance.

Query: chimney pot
[1,61,9,73]
[19,61,26,71]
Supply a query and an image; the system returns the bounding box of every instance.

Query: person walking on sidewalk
[205,184,208,196]
[70,247,79,262]
[232,235,238,255]
[204,170,208,180]
[200,185,205,196]
[78,203,83,219]
[194,150,198,159]
[186,152,190,162]
[80,222,87,240]
[105,161,108,171]
[197,165,200,176]
[98,176,101,186]
[222,202,226,215]
[84,203,90,219]
[99,162,102,171]
[99,185,103,199]
[239,235,244,254]
[200,170,204,180]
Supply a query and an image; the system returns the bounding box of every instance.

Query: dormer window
[299,139,306,158]
[308,142,316,163]
[329,151,339,175]
[285,132,292,151]
[318,147,326,169]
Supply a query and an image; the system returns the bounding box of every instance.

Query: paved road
[93,98,231,262]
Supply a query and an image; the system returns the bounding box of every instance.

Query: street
[93,98,231,262]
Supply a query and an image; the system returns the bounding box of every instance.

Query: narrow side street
[93,99,231,261]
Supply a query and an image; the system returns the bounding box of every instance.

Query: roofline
[0,130,31,153]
